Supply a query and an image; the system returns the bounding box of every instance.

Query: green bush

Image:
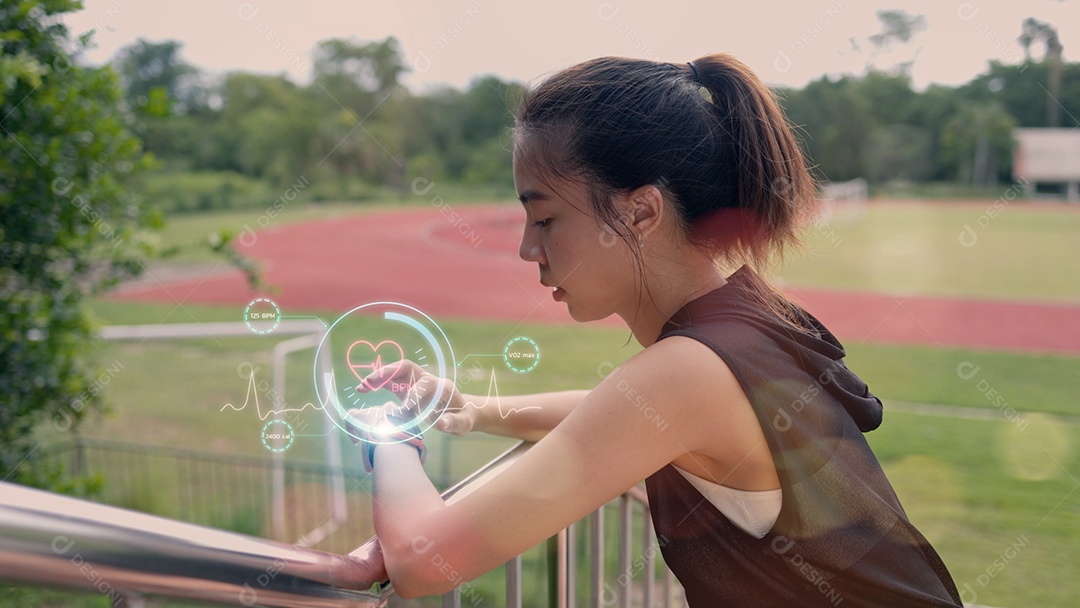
[0,0,156,486]
[138,171,277,213]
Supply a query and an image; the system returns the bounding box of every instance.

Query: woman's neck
[624,254,729,347]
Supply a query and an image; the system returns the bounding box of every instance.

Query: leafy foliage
[0,0,154,484]
[112,28,1079,200]
[779,63,1065,185]
[114,36,521,196]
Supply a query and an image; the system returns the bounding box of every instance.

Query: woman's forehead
[515,165,587,206]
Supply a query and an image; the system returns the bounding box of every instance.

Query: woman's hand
[355,359,477,435]
[343,403,392,445]
[348,537,390,590]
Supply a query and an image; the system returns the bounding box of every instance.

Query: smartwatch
[360,409,426,472]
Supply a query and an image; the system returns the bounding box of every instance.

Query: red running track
[110,204,1080,355]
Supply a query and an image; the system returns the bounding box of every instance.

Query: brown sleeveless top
[646,266,963,607]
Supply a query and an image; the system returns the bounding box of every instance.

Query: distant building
[1013,128,1080,201]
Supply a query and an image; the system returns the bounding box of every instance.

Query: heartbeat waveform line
[387,367,538,421]
[372,354,387,372]
[464,368,541,420]
[353,354,388,390]
[456,353,502,366]
[220,370,329,421]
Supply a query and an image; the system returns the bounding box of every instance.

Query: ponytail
[687,54,818,330]
[685,53,816,270]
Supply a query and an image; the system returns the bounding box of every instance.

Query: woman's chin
[564,302,613,323]
[564,302,588,322]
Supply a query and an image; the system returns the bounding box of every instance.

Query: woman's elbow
[382,536,468,599]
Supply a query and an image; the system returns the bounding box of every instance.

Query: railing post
[72,433,84,477]
[618,494,631,608]
[590,508,604,608]
[506,555,523,608]
[441,588,461,608]
[643,514,654,607]
[556,528,569,608]
[663,567,674,608]
[567,522,577,608]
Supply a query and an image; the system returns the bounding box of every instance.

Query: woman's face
[513,155,638,322]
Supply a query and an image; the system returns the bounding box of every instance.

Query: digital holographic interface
[222,298,541,453]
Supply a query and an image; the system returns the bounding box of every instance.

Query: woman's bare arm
[355,361,590,442]
[462,389,590,442]
[370,336,776,598]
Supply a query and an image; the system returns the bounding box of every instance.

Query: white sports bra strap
[673,466,782,539]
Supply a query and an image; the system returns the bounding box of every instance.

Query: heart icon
[346,340,405,392]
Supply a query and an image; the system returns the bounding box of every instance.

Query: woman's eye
[533,218,552,229]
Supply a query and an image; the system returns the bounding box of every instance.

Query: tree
[905,84,965,181]
[1018,17,1064,127]
[940,102,1017,186]
[393,76,519,185]
[961,61,1079,129]
[0,0,153,485]
[865,10,928,76]
[114,38,200,116]
[310,37,408,186]
[312,37,406,116]
[219,72,319,181]
[864,124,934,183]
[113,39,207,168]
[778,76,876,182]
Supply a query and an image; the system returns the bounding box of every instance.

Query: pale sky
[64,0,1078,91]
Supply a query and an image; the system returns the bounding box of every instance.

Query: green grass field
[777,200,1080,302]
[11,198,1080,607]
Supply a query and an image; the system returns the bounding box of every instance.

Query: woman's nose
[519,230,545,263]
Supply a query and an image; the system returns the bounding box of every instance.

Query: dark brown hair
[514,53,817,328]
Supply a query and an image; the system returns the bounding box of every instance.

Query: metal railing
[0,480,390,607]
[2,441,684,607]
[33,436,388,551]
[100,320,344,548]
[538,486,684,608]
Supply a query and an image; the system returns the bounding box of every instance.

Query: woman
[354,53,964,607]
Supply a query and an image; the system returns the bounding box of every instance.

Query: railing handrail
[0,481,390,607]
[2,439,675,606]
[0,440,535,607]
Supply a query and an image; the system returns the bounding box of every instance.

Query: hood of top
[660,266,883,433]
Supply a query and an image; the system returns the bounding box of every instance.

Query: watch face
[313,302,456,445]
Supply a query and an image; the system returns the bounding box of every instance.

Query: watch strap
[360,409,426,472]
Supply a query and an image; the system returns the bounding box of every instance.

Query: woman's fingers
[344,407,379,444]
[352,359,468,432]
[435,411,472,435]
[355,360,424,395]
[402,375,460,422]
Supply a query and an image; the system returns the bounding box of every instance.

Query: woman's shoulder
[628,335,756,430]
[641,333,738,376]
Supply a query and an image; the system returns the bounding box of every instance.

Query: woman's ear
[626,184,665,239]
